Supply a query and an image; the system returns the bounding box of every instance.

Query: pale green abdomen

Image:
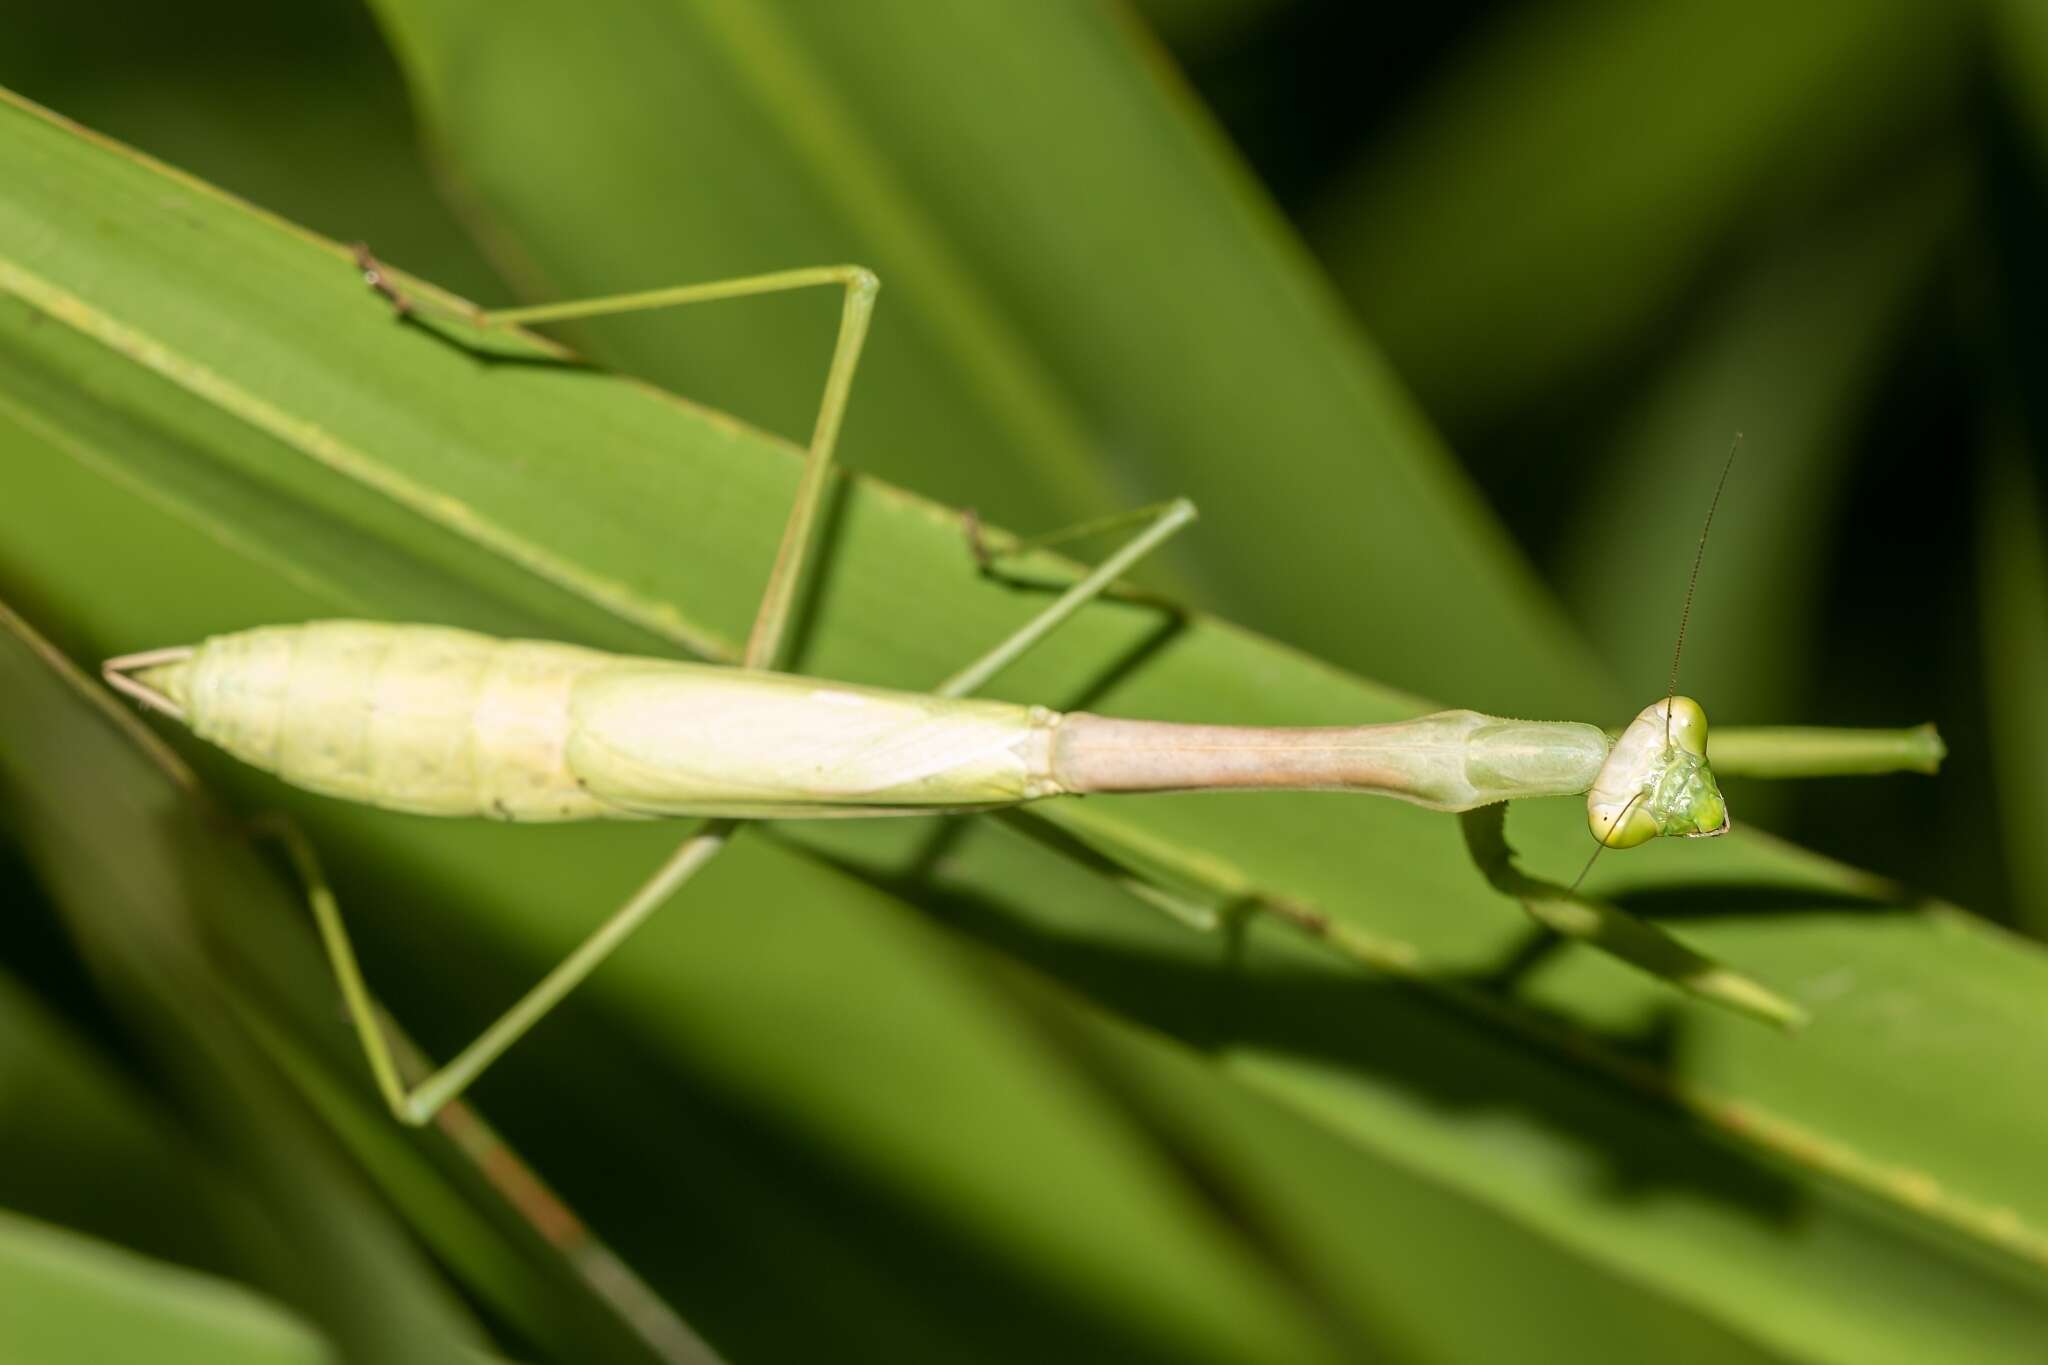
[174,623,618,820]
[156,622,1057,821]
[563,665,1059,818]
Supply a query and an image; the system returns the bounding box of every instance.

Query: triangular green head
[1586,697,1729,849]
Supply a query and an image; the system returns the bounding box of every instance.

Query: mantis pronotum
[102,255,1942,1125]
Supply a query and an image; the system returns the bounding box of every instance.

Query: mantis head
[1585,696,1729,849]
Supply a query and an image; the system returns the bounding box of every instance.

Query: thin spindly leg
[257,812,730,1125]
[965,500,1193,569]
[937,498,1197,698]
[352,247,879,673]
[325,253,881,1121]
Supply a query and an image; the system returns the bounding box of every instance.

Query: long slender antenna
[1569,789,1645,896]
[1666,432,1743,745]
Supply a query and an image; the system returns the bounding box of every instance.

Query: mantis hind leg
[256,811,733,1125]
[351,248,879,674]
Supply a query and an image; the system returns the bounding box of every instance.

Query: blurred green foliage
[4,1,2047,1361]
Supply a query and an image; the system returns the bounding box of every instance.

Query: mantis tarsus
[102,253,1944,1125]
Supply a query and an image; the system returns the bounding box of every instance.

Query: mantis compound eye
[1585,696,1729,849]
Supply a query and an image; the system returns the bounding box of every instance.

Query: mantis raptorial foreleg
[1458,805,1806,1028]
[297,251,1198,1123]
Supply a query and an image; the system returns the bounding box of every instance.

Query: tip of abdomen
[103,646,198,722]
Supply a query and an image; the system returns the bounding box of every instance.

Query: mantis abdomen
[150,622,625,820]
[136,621,1057,820]
[131,621,1615,822]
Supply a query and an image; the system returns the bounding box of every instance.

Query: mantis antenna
[1573,431,1745,892]
[1665,432,1743,747]
[1567,788,1645,896]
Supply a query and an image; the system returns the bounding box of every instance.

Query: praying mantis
[101,253,1945,1126]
